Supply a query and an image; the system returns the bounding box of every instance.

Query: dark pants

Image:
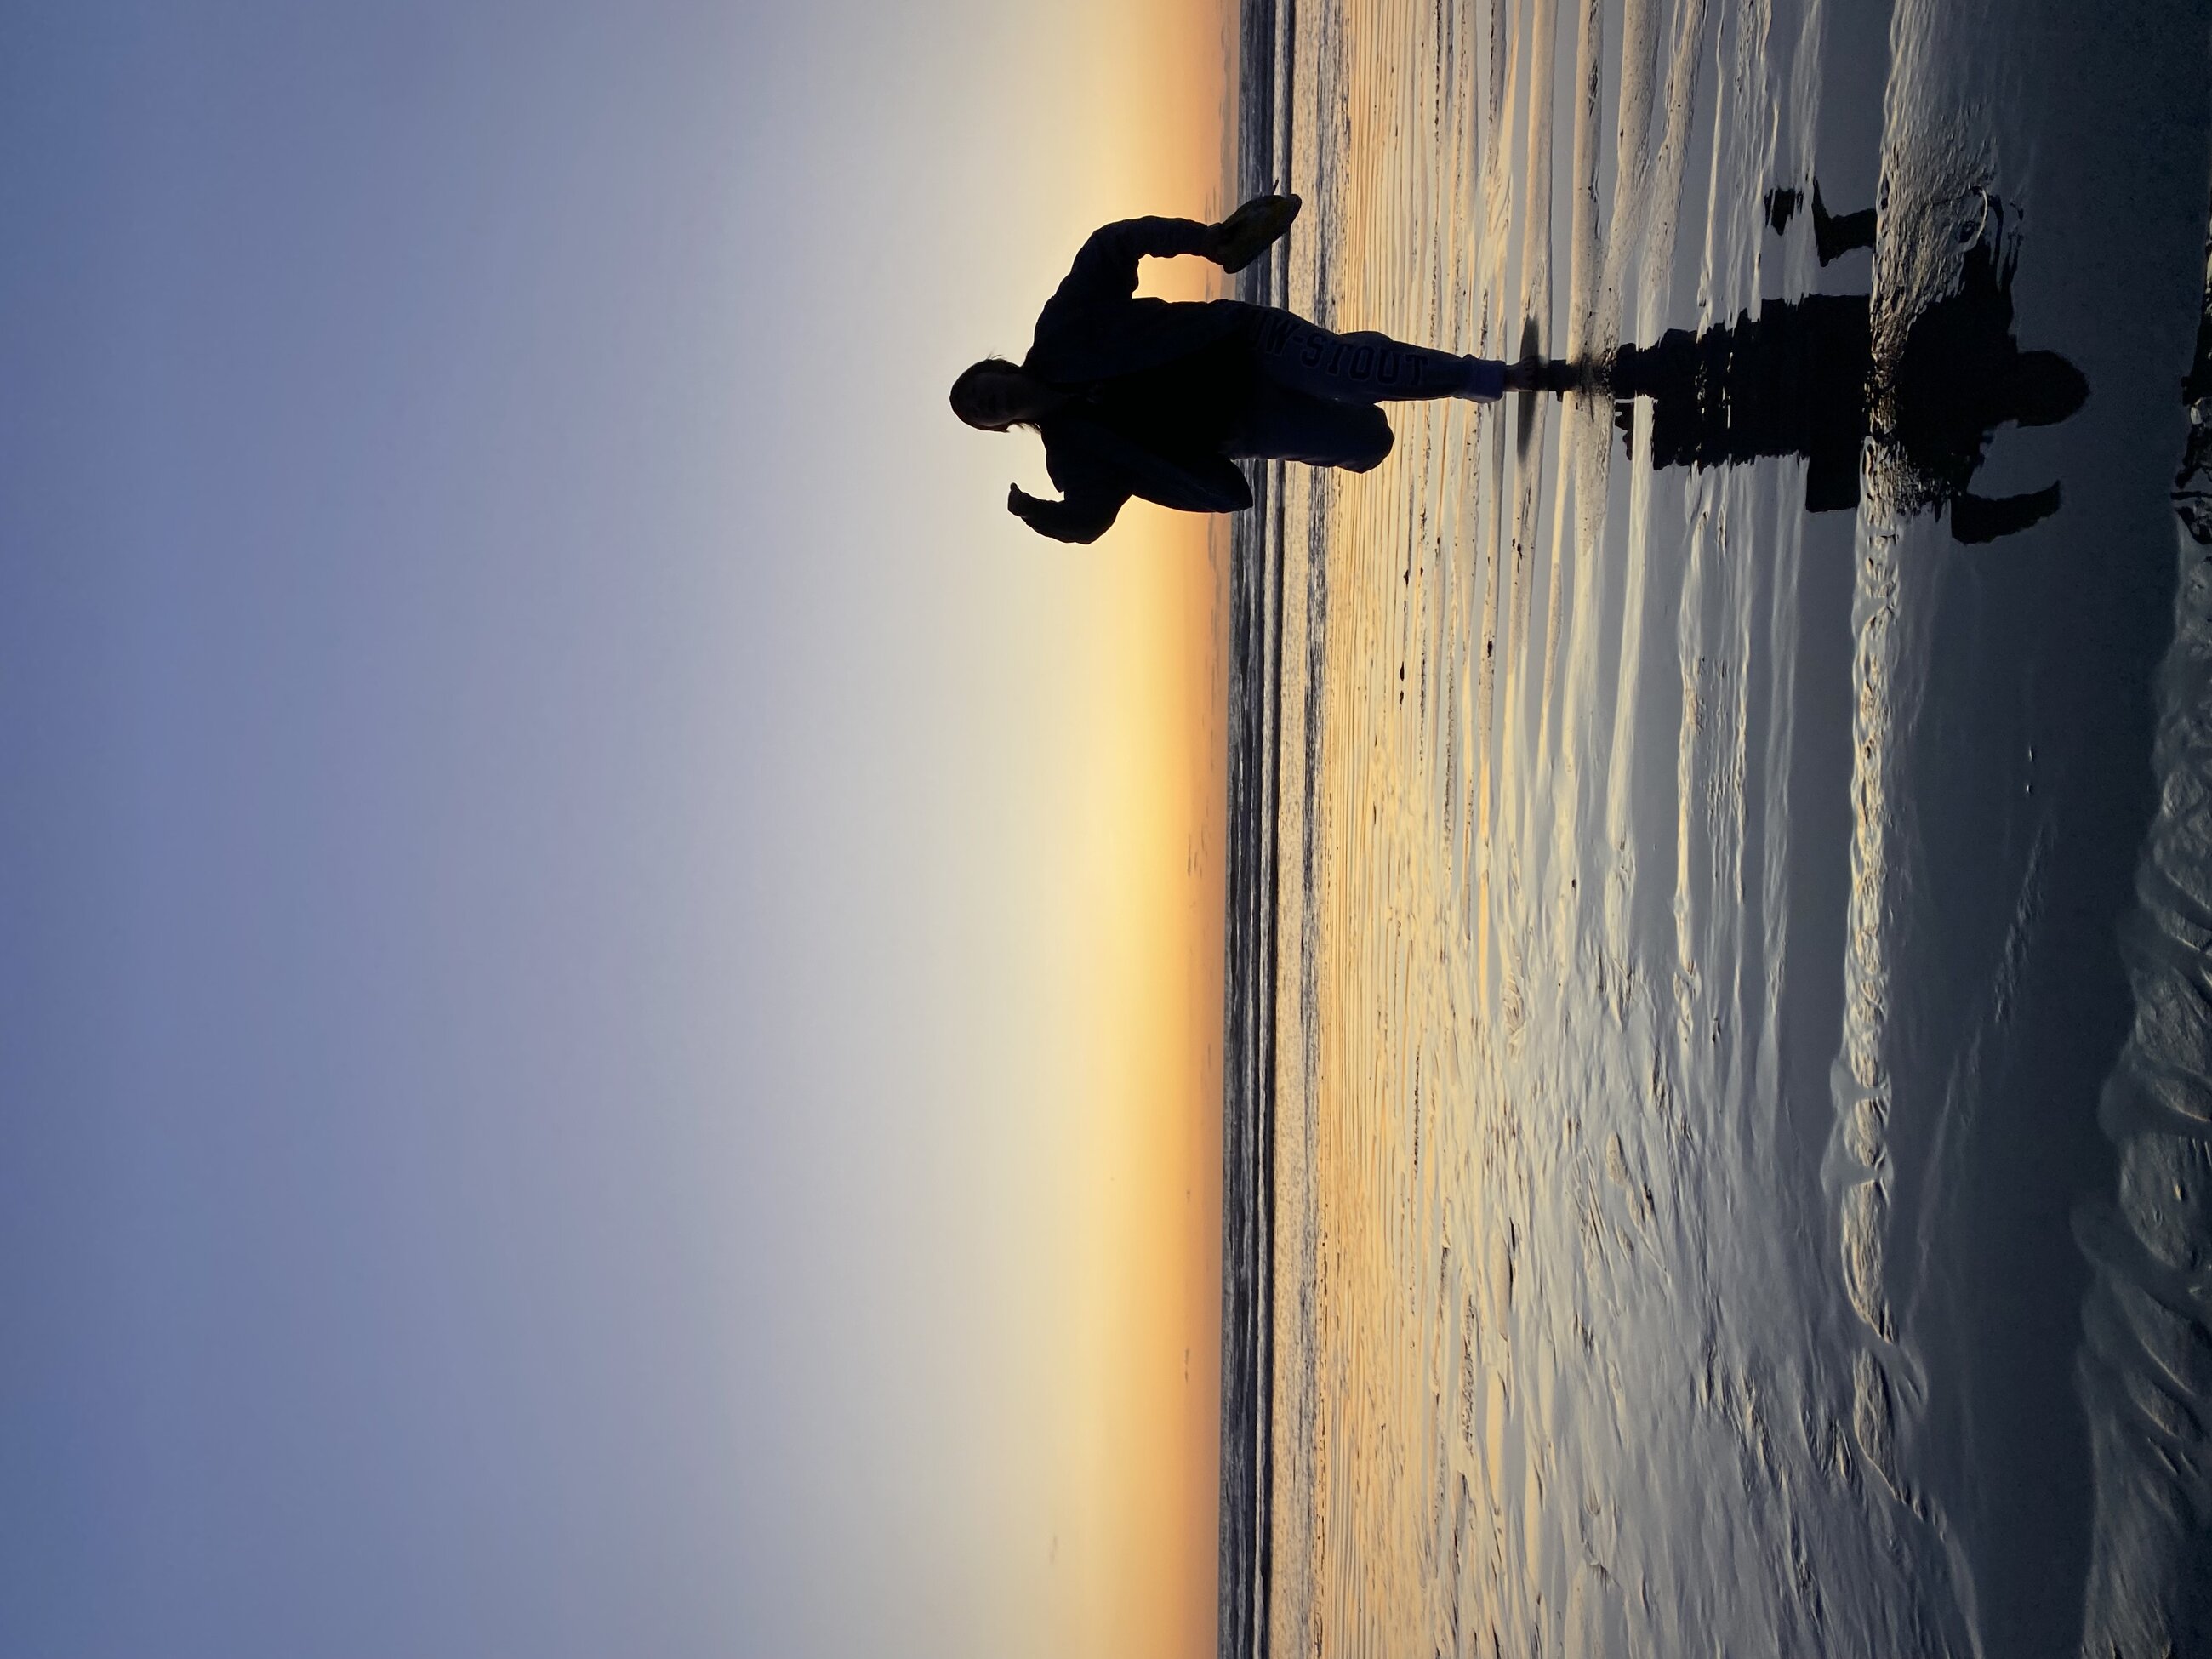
[1224,305,1504,471]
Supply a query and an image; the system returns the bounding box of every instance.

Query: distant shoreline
[1216,4,1287,1657]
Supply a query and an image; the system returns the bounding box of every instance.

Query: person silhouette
[1609,191,2088,544]
[1762,180,1877,267]
[952,195,1552,543]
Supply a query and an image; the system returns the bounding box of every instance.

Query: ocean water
[1217,1,2212,1654]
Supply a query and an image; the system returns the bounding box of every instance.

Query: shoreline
[1216,4,1289,1657]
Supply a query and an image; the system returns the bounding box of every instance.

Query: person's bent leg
[1810,180,1876,265]
[1246,309,1506,404]
[1225,387,1395,470]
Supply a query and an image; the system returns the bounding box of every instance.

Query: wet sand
[1218,1,2212,1653]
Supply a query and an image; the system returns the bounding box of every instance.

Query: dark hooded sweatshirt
[1011,217,1265,544]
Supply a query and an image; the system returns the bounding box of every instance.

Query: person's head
[949,357,1055,431]
[2004,350,2089,428]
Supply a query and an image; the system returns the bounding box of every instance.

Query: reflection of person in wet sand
[1609,191,2088,543]
[1762,180,1876,267]
[951,195,1553,543]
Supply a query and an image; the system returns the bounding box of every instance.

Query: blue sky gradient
[0,4,1227,1655]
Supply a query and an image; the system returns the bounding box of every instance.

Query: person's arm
[1041,197,1302,311]
[1948,482,2061,544]
[1008,482,1129,545]
[1044,217,1216,312]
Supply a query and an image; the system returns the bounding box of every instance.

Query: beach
[1218,0,2212,1652]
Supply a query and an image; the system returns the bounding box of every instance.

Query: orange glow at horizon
[1044,3,1235,1656]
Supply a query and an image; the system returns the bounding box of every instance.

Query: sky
[0,3,1232,1656]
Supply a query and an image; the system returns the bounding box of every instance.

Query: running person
[951,196,1551,543]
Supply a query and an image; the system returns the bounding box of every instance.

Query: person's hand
[1206,193,1301,273]
[1007,484,1044,522]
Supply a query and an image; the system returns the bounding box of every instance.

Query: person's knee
[1337,411,1394,471]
